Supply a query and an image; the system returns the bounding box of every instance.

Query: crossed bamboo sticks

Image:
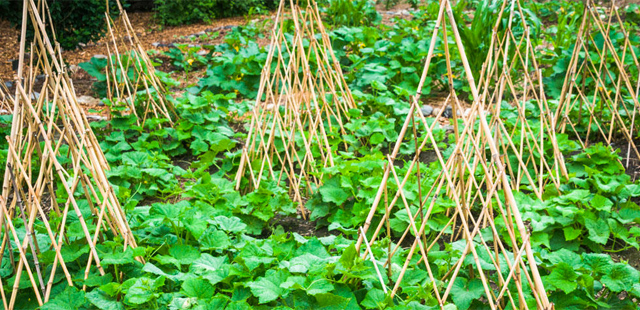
[0,1,140,308]
[478,0,569,198]
[235,0,357,215]
[357,0,553,308]
[102,0,176,127]
[0,79,13,113]
[553,0,640,167]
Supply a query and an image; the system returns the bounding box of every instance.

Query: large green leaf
[247,269,291,303]
[41,286,88,310]
[199,228,232,251]
[182,278,215,299]
[581,253,612,275]
[590,195,613,212]
[191,253,229,285]
[124,277,165,305]
[361,289,388,309]
[170,244,201,265]
[86,290,124,310]
[546,262,579,294]
[584,217,610,245]
[450,278,484,310]
[319,178,350,205]
[601,264,639,292]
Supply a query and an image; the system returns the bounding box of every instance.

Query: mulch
[0,12,252,82]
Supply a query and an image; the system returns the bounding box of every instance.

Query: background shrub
[319,0,380,27]
[0,0,121,50]
[154,0,279,26]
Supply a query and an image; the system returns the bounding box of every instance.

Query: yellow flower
[187,59,194,66]
[234,46,240,52]
[413,26,419,31]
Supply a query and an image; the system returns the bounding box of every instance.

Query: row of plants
[3,1,640,309]
[148,2,640,308]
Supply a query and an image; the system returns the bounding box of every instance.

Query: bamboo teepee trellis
[0,1,138,308]
[553,0,640,167]
[102,0,176,126]
[477,0,569,199]
[235,0,356,213]
[357,0,552,308]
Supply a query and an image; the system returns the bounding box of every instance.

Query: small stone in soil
[93,54,108,59]
[31,92,40,100]
[77,95,102,106]
[443,105,453,118]
[86,115,107,121]
[4,81,13,89]
[421,105,434,116]
[152,42,161,48]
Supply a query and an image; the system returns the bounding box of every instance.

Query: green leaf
[545,249,582,266]
[601,263,639,292]
[630,283,640,298]
[124,277,165,305]
[339,243,357,269]
[581,253,612,275]
[142,168,172,182]
[563,226,582,241]
[86,290,124,310]
[142,262,182,282]
[361,289,388,309]
[191,253,229,285]
[184,213,208,239]
[182,278,215,299]
[192,254,226,274]
[101,248,135,266]
[590,195,613,212]
[170,244,201,265]
[562,189,590,203]
[314,293,352,310]
[247,269,290,304]
[319,178,350,205]
[306,279,334,296]
[199,228,231,250]
[450,278,484,310]
[84,274,114,287]
[41,286,87,310]
[546,262,579,294]
[584,217,610,244]
[286,253,324,274]
[213,216,247,233]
